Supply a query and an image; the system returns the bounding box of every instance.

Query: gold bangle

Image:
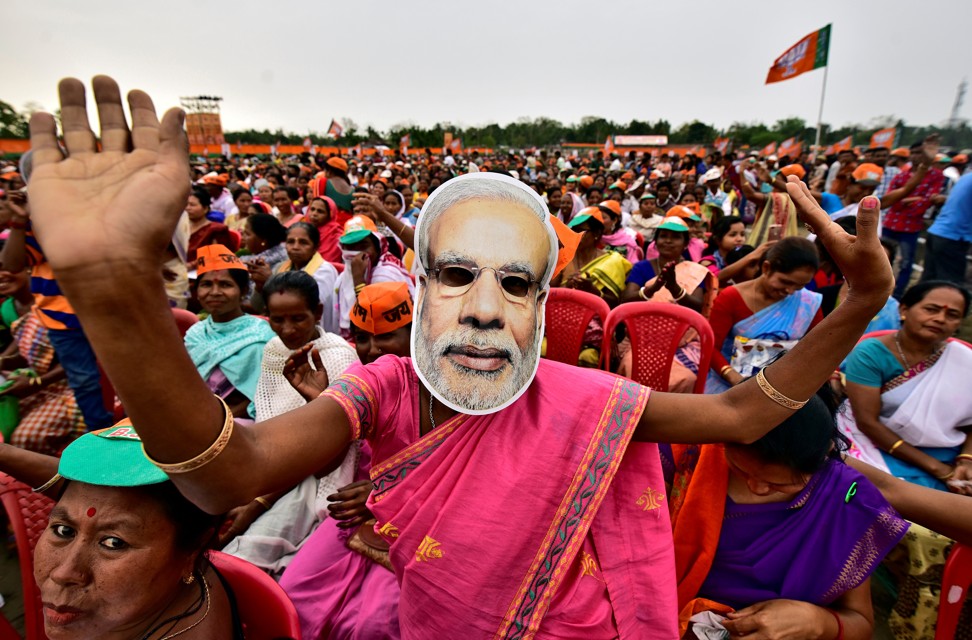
[254,496,272,511]
[956,453,972,463]
[142,395,234,474]
[937,469,955,481]
[638,286,649,301]
[755,368,808,410]
[720,365,733,377]
[888,439,905,455]
[354,283,366,294]
[33,474,62,493]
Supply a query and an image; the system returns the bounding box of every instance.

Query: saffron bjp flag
[869,127,897,150]
[765,24,831,84]
[450,138,463,152]
[760,141,777,156]
[327,119,344,138]
[714,137,730,153]
[778,137,803,158]
[833,135,854,152]
[604,136,615,154]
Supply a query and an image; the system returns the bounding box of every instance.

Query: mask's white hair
[414,173,558,287]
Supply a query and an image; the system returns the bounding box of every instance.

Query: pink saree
[323,356,678,639]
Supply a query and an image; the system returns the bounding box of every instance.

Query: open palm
[25,76,190,274]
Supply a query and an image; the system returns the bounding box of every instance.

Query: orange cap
[326,157,349,173]
[852,163,884,185]
[597,200,622,218]
[890,147,910,158]
[351,282,413,335]
[953,154,968,164]
[579,175,594,189]
[196,244,247,275]
[340,215,380,245]
[203,174,228,187]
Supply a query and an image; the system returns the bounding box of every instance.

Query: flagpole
[814,63,829,154]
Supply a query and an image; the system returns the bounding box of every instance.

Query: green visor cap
[567,213,597,229]
[639,193,656,201]
[657,218,692,233]
[58,423,169,487]
[339,229,374,245]
[565,176,580,183]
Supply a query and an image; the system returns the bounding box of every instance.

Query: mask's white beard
[415,304,540,412]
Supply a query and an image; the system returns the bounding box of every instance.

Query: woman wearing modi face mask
[333,215,413,338]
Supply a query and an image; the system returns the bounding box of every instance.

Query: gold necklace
[159,576,211,640]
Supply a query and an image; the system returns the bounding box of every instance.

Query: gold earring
[182,574,195,585]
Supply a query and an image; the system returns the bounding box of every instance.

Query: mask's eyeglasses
[430,265,539,299]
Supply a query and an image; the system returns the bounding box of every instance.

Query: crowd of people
[0,75,970,639]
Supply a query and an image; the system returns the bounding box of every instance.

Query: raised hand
[785,176,892,305]
[283,344,330,400]
[25,76,189,277]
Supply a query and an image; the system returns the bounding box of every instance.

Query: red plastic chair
[207,551,301,640]
[936,542,972,640]
[600,302,715,394]
[543,289,611,366]
[0,472,54,640]
[171,307,200,338]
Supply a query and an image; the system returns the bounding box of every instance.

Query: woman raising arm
[23,77,892,515]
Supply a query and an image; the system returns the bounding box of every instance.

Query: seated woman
[279,281,409,639]
[250,222,340,334]
[0,421,238,639]
[186,187,234,265]
[334,215,414,338]
[699,216,747,283]
[0,267,86,455]
[642,205,707,263]
[552,208,631,367]
[596,200,643,263]
[557,207,631,307]
[239,212,288,273]
[185,245,275,421]
[840,281,972,493]
[707,237,823,393]
[222,271,359,577]
[619,217,717,391]
[304,194,343,265]
[666,388,908,639]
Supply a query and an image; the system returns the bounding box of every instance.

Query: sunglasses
[430,265,539,299]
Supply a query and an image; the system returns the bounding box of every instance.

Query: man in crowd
[883,141,947,297]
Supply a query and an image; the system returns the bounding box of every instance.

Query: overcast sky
[4,0,970,137]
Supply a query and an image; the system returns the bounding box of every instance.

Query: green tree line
[4,99,971,151]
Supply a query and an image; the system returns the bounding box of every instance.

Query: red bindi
[86,507,96,518]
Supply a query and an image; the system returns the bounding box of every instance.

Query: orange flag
[604,136,615,154]
[765,24,831,84]
[760,141,777,156]
[713,137,730,153]
[869,128,897,150]
[778,137,803,158]
[833,135,853,152]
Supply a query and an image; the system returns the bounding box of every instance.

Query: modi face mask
[411,173,559,415]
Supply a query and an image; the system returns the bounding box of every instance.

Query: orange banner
[765,24,831,84]
[869,128,897,150]
[760,142,777,156]
[713,137,730,153]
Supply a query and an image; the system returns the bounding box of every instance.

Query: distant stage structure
[180,95,225,148]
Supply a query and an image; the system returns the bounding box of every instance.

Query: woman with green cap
[0,423,241,639]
